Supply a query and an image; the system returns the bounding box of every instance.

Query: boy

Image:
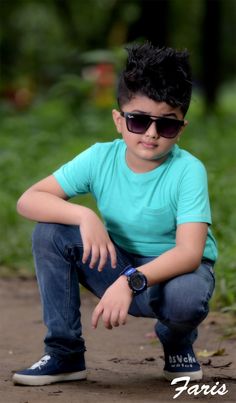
[13,43,217,386]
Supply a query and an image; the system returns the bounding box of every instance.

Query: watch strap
[120,265,137,277]
[120,265,147,295]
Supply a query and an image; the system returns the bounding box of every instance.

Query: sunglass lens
[127,115,150,134]
[156,118,182,138]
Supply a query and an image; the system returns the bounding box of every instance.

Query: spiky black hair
[117,42,192,116]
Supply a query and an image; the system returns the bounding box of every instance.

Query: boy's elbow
[188,252,203,271]
[16,194,28,216]
[182,247,203,271]
[16,196,23,215]
[192,258,202,270]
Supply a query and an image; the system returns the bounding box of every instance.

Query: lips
[139,141,157,149]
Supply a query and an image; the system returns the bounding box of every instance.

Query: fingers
[91,275,132,331]
[82,240,117,271]
[97,247,108,272]
[110,309,120,327]
[107,242,117,269]
[119,308,127,326]
[106,308,127,329]
[91,304,101,329]
[102,309,114,329]
[92,304,128,330]
[89,245,100,269]
[82,242,91,264]
[92,305,113,330]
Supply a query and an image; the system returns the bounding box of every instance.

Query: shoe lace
[30,355,51,370]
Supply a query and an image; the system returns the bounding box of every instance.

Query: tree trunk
[202,0,221,109]
[128,0,169,47]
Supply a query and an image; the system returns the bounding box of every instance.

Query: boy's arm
[17,175,117,271]
[17,175,79,223]
[137,222,208,285]
[92,222,208,329]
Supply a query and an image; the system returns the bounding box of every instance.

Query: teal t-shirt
[53,139,217,262]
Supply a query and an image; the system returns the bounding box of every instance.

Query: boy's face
[112,95,187,173]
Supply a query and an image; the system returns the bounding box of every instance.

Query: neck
[125,151,169,173]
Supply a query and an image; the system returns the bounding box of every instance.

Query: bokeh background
[0,0,236,312]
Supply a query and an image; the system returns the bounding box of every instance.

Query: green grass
[0,86,236,310]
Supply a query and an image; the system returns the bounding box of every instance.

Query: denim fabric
[32,223,215,358]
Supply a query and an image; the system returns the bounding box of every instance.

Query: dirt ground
[0,278,236,403]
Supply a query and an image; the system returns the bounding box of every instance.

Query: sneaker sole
[12,370,87,386]
[163,368,203,382]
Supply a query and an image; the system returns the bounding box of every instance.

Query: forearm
[17,190,92,225]
[17,176,117,271]
[138,246,202,286]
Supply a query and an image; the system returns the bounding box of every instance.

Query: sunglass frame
[120,111,185,138]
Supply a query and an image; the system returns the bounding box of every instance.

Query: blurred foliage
[1,0,236,105]
[0,82,236,311]
[168,0,235,79]
[0,0,236,310]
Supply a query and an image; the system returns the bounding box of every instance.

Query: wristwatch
[120,266,148,295]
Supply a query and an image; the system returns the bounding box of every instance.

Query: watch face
[130,272,146,291]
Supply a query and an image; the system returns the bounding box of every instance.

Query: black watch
[120,266,148,295]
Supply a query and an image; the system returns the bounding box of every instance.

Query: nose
[144,121,160,139]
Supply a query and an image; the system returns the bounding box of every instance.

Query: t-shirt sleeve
[53,145,96,198]
[177,160,212,225]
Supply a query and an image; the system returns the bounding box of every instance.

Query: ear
[112,109,122,133]
[184,119,188,128]
[177,119,188,141]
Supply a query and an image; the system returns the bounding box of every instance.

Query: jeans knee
[32,223,82,258]
[33,223,60,252]
[168,297,208,327]
[156,280,210,329]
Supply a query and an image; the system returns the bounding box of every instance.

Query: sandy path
[0,278,235,402]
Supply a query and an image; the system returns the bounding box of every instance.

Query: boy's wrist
[120,266,148,295]
[117,275,133,295]
[76,205,98,224]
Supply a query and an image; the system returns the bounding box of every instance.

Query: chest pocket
[141,206,176,239]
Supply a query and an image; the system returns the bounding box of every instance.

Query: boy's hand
[79,209,117,271]
[91,276,133,329]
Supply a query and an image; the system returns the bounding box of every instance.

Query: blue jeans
[32,223,215,359]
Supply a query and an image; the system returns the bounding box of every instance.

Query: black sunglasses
[120,111,185,138]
